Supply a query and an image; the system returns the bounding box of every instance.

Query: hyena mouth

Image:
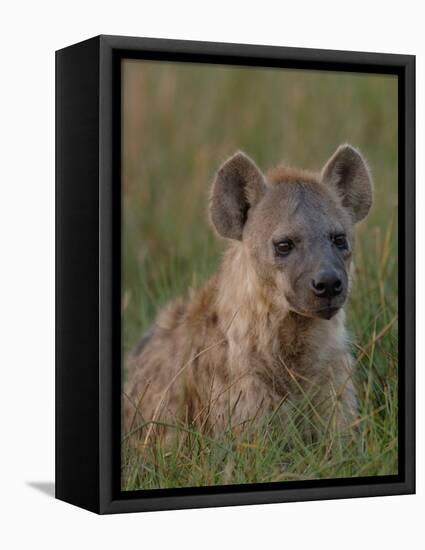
[287,299,342,320]
[314,306,341,320]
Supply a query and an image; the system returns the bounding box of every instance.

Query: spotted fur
[123,145,372,447]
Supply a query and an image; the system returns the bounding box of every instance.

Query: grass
[121,60,398,490]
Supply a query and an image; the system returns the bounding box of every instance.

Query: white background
[0,1,422,548]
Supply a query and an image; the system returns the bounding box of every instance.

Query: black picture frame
[56,34,415,514]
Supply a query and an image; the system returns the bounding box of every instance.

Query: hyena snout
[303,265,348,319]
[311,269,343,298]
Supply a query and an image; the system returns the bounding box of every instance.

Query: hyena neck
[215,241,343,361]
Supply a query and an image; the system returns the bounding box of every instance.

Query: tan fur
[267,164,318,186]
[123,146,372,447]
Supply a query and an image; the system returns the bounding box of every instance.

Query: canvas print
[121,60,398,491]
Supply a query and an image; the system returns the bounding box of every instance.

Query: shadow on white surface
[26,481,55,498]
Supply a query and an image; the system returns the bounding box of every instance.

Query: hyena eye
[332,234,348,249]
[274,240,294,256]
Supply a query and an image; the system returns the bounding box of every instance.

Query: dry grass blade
[353,315,397,367]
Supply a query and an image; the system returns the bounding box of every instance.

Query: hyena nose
[311,271,343,298]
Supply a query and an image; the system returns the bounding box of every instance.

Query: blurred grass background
[121,59,398,490]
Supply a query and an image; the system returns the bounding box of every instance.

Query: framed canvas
[55,35,415,514]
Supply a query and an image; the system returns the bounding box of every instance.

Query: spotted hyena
[123,144,373,446]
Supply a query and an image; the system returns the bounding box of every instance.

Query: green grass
[121,60,398,490]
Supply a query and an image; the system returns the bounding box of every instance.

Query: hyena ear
[210,151,266,240]
[321,144,373,223]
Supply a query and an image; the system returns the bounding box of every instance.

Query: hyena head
[210,145,373,320]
